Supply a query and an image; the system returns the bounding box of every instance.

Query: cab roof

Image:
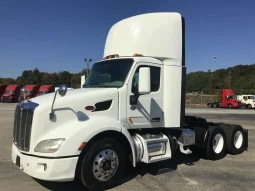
[104,12,183,62]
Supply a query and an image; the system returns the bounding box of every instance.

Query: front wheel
[80,138,127,190]
[247,104,252,109]
[228,104,232,109]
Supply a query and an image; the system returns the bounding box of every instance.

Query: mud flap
[243,129,248,151]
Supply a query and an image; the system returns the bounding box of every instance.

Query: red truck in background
[36,85,55,96]
[18,84,40,102]
[0,84,7,99]
[221,89,242,108]
[207,89,242,108]
[1,84,23,103]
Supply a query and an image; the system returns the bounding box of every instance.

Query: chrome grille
[13,102,38,152]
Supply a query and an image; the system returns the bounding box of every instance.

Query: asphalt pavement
[0,103,254,191]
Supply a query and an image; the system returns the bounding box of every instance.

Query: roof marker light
[133,53,143,56]
[104,54,119,59]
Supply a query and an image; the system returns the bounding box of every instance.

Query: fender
[121,125,137,167]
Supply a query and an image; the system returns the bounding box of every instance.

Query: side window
[131,65,161,93]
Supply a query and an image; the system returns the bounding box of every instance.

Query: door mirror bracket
[130,90,140,105]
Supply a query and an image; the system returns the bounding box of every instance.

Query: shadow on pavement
[33,148,216,191]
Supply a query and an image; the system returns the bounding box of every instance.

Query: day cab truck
[36,85,55,97]
[1,84,22,103]
[12,12,248,190]
[220,89,241,108]
[18,84,40,102]
[0,84,7,99]
[236,95,255,109]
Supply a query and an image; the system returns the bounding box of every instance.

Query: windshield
[83,58,134,88]
[38,91,47,95]
[228,95,237,99]
[24,90,32,95]
[4,90,14,94]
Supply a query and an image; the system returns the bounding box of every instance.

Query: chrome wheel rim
[92,149,119,181]
[234,131,243,149]
[213,133,224,154]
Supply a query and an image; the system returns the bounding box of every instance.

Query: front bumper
[1,97,11,102]
[11,143,79,182]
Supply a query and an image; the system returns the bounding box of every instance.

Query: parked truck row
[0,84,55,103]
[207,88,255,109]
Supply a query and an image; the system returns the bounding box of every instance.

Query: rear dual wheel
[219,124,245,155]
[205,126,227,160]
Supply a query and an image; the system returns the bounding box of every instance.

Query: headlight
[34,138,65,153]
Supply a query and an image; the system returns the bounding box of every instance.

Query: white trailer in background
[11,12,248,190]
[81,75,86,88]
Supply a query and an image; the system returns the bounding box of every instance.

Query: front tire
[228,104,232,109]
[247,104,252,109]
[80,138,127,190]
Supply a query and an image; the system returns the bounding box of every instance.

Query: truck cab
[11,12,248,190]
[221,89,241,108]
[18,84,40,102]
[1,84,22,103]
[237,95,255,108]
[0,84,7,99]
[36,85,55,96]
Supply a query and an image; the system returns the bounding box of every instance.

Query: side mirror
[58,84,68,97]
[130,67,151,105]
[138,67,151,94]
[50,84,68,120]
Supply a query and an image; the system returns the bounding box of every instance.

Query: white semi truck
[237,95,255,108]
[12,12,248,190]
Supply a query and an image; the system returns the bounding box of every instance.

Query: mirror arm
[49,90,58,120]
[130,90,140,105]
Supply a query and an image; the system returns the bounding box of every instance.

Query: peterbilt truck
[18,84,40,102]
[12,12,248,190]
[1,84,22,103]
[36,85,55,96]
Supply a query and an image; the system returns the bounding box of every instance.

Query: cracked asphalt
[0,103,254,191]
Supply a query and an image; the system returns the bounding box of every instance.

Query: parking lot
[0,103,254,191]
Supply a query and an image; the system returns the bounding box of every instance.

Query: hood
[29,88,118,108]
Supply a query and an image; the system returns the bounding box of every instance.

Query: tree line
[0,68,89,89]
[1,64,255,94]
[186,64,255,95]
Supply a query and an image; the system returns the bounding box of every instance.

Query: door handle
[151,118,160,122]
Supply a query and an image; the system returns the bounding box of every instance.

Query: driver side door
[126,62,163,129]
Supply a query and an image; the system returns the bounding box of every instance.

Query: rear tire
[80,138,127,190]
[205,126,226,160]
[219,124,245,155]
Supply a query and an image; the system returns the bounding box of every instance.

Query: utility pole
[84,58,92,78]
[228,71,231,89]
